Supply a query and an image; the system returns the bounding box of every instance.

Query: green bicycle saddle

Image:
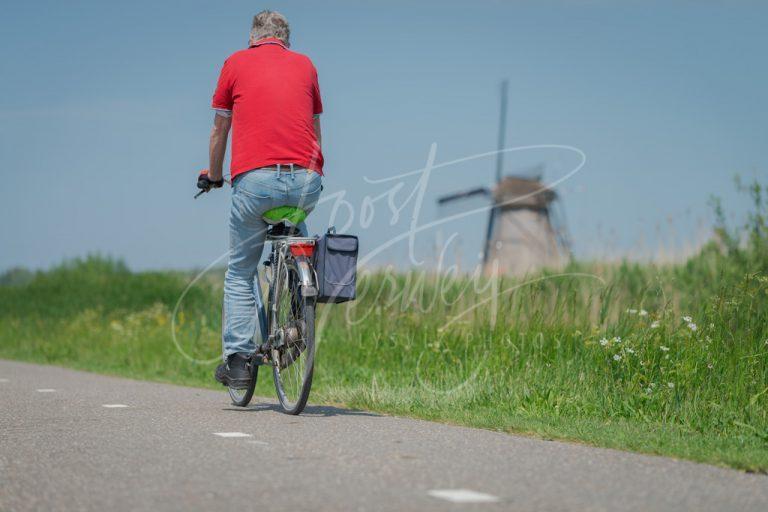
[262,206,308,227]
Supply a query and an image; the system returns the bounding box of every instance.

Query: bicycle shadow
[223,402,380,418]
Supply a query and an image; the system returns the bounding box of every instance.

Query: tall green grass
[1,181,766,471]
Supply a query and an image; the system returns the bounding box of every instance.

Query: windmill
[437,80,571,276]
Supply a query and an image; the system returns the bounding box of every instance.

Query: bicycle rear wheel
[271,257,315,415]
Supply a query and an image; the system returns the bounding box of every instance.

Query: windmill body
[483,176,567,276]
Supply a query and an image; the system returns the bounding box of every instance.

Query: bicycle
[197,184,318,415]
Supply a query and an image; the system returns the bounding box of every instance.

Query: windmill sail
[437,187,490,205]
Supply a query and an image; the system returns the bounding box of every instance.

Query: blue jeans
[222,167,322,360]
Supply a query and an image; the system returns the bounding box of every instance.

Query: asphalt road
[1,359,766,511]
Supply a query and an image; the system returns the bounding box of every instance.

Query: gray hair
[251,10,290,46]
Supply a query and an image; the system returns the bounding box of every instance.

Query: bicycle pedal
[249,353,269,366]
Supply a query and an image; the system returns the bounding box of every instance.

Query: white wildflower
[682,316,693,323]
[613,336,622,344]
[625,348,635,355]
[687,322,698,331]
[660,345,670,352]
[627,309,638,315]
[599,338,609,347]
[707,363,714,370]
[667,382,675,389]
[639,309,649,317]
[613,354,622,361]
[650,321,660,329]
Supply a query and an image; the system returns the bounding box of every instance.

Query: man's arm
[208,113,232,181]
[313,115,322,149]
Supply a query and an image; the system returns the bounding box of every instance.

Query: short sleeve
[211,59,234,111]
[311,66,323,116]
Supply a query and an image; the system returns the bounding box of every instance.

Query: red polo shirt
[211,38,324,178]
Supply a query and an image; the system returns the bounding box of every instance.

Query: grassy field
[1,181,767,472]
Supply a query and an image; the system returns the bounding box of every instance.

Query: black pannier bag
[313,228,358,303]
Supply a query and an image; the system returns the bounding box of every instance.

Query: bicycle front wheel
[272,257,315,415]
[222,302,259,407]
[228,364,258,407]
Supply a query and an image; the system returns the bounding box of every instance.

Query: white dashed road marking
[247,440,268,446]
[36,389,56,393]
[428,489,500,504]
[102,404,129,408]
[213,432,252,438]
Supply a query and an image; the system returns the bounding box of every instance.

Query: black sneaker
[215,353,252,389]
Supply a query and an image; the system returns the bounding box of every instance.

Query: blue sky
[1,0,766,271]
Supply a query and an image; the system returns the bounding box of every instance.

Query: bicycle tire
[272,257,316,415]
[228,364,258,407]
[222,302,259,407]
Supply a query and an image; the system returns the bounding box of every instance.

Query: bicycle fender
[295,257,317,297]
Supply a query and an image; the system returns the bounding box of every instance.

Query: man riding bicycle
[198,10,324,388]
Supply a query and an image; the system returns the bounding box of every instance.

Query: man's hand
[197,169,224,192]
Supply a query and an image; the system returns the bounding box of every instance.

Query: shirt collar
[249,37,287,49]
